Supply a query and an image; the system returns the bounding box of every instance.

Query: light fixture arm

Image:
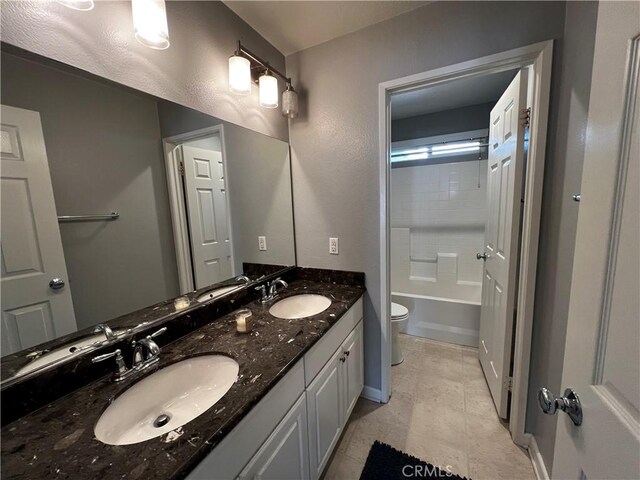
[236,41,292,86]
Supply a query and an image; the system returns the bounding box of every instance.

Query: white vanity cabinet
[306,346,346,479]
[186,297,363,480]
[306,320,364,479]
[343,321,364,420]
[238,393,310,480]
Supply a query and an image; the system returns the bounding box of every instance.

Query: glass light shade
[228,55,251,95]
[57,0,94,10]
[259,73,278,109]
[132,0,170,50]
[282,86,298,118]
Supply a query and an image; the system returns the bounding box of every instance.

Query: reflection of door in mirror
[179,140,234,289]
[1,105,78,354]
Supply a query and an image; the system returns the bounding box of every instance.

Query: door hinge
[179,162,185,176]
[505,376,513,392]
[521,107,531,129]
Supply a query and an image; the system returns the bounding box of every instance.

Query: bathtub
[392,291,480,347]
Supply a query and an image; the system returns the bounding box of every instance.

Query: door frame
[378,40,553,446]
[163,125,236,293]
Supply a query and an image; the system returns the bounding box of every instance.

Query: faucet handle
[148,327,167,339]
[92,349,123,364]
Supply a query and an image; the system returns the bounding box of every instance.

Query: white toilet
[391,302,409,365]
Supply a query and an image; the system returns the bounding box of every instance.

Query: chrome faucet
[235,275,251,284]
[94,323,116,342]
[92,349,132,382]
[269,278,288,298]
[255,278,288,303]
[131,327,167,370]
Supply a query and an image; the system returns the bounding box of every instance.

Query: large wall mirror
[0,46,296,381]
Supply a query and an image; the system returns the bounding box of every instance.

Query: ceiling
[391,70,518,120]
[223,1,430,55]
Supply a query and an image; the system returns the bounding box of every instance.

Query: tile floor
[324,334,536,480]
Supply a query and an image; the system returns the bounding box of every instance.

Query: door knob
[49,278,65,290]
[538,387,583,426]
[476,252,488,260]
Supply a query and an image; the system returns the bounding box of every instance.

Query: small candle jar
[174,296,190,311]
[236,309,254,333]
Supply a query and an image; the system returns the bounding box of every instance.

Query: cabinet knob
[340,355,346,363]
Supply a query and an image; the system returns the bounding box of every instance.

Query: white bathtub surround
[392,293,480,347]
[391,159,487,347]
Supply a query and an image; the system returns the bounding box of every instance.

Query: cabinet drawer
[304,297,363,386]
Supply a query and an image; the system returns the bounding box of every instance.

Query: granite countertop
[1,279,364,480]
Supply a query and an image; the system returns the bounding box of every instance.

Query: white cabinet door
[306,347,344,480]
[1,104,77,354]
[239,393,309,480]
[342,322,364,419]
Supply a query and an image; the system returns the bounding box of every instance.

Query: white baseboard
[361,385,383,403]
[528,435,550,480]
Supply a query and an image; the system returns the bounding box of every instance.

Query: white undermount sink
[16,332,123,376]
[269,294,332,319]
[94,355,239,445]
[196,285,240,303]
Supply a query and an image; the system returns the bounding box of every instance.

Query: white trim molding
[361,385,383,403]
[528,435,551,480]
[378,40,554,445]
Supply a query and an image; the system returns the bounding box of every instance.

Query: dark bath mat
[359,440,469,480]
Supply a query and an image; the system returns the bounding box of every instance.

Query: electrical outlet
[329,237,339,255]
[258,236,267,251]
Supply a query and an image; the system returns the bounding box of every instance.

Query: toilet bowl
[391,302,409,365]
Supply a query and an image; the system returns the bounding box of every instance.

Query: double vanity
[0,19,363,480]
[1,268,365,480]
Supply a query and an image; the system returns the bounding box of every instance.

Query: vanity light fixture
[229,41,299,118]
[282,82,299,119]
[131,0,170,50]
[57,0,95,11]
[228,54,252,95]
[259,71,279,109]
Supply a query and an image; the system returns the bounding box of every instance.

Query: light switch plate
[329,237,339,255]
[258,236,267,251]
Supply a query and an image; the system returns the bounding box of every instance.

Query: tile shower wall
[391,160,488,290]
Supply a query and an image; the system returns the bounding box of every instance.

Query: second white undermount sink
[269,294,332,319]
[196,285,240,303]
[16,331,123,376]
[94,355,239,445]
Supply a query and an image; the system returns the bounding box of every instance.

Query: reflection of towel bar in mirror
[57,211,120,222]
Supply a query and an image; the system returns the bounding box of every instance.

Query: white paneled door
[1,104,77,354]
[550,3,640,478]
[478,70,528,419]
[180,145,232,289]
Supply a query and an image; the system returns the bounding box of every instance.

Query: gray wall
[0,0,288,141]
[157,101,296,274]
[224,127,295,272]
[526,2,598,473]
[286,1,600,472]
[392,102,494,142]
[1,52,180,330]
[286,0,566,396]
